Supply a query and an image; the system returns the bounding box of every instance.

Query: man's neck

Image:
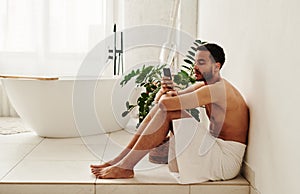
[205,76,222,85]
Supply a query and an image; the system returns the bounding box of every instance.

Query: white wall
[115,0,197,71]
[197,0,300,194]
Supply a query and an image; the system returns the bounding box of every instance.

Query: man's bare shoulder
[222,79,248,112]
[192,81,205,90]
[223,79,246,99]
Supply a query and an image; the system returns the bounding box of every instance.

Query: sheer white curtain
[0,0,112,116]
[0,0,110,75]
[0,85,17,116]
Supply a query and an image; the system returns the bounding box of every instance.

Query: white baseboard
[242,161,261,194]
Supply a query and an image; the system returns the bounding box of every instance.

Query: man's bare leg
[94,109,190,179]
[90,105,160,170]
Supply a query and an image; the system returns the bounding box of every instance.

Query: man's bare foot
[90,155,126,169]
[90,162,111,169]
[90,162,113,175]
[94,165,134,179]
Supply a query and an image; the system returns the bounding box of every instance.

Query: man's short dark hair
[197,43,225,69]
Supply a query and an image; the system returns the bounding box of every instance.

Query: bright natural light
[0,0,106,53]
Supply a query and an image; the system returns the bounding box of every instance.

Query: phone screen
[163,68,172,80]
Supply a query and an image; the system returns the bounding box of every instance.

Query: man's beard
[196,68,213,82]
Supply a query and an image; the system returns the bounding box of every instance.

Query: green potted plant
[120,39,207,128]
[120,64,165,127]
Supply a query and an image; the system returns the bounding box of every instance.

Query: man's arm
[177,81,205,95]
[159,81,225,111]
[155,79,204,104]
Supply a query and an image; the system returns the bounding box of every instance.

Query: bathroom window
[49,0,106,53]
[0,0,108,54]
[0,0,37,52]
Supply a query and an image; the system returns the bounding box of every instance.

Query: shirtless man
[90,43,249,180]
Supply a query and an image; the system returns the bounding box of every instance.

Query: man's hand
[154,76,176,103]
[165,90,178,97]
[161,76,174,93]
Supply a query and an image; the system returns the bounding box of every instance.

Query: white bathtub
[1,76,130,138]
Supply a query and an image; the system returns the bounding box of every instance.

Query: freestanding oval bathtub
[1,76,129,138]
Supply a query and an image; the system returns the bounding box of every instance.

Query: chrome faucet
[108,24,124,76]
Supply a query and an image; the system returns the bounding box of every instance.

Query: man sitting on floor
[90,43,249,183]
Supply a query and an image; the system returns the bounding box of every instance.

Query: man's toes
[96,171,106,179]
[91,168,98,172]
[92,169,101,175]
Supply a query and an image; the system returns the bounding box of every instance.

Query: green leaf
[191,108,200,122]
[182,65,192,71]
[180,70,189,77]
[173,74,182,84]
[137,96,142,100]
[139,105,144,112]
[122,111,130,117]
[129,105,136,109]
[136,66,154,84]
[120,69,140,87]
[193,42,200,47]
[184,59,194,65]
[141,92,149,98]
[188,51,195,57]
[187,55,195,62]
[151,84,157,90]
[195,40,202,44]
[190,46,197,51]
[136,123,141,128]
[189,76,196,84]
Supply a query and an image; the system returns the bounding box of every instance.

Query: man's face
[194,50,215,82]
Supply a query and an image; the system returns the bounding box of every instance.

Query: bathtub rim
[0,75,122,81]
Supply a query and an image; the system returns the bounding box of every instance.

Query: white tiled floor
[0,126,249,194]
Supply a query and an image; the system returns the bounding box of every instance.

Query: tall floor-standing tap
[108,24,124,76]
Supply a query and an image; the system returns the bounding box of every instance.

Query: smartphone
[162,68,173,90]
[163,68,172,80]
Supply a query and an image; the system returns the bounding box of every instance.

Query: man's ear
[214,62,221,71]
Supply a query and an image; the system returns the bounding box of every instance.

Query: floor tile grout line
[0,137,45,181]
[100,132,112,164]
[101,133,111,162]
[82,132,112,164]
